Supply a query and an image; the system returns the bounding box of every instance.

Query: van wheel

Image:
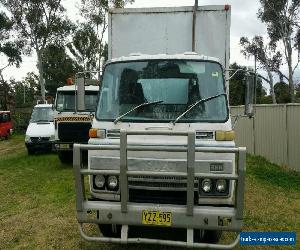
[58,151,73,164]
[27,149,35,155]
[5,131,10,140]
[98,224,121,238]
[202,230,222,243]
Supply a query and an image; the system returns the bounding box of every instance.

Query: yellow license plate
[142,210,172,226]
[60,144,70,149]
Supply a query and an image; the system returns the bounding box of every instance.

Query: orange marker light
[66,77,73,85]
[89,128,98,138]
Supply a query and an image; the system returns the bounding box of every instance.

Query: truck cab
[54,84,99,163]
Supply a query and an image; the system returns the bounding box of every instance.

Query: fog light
[216,179,227,193]
[201,179,212,193]
[94,175,105,189]
[107,176,118,190]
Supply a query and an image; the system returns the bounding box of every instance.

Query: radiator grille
[129,189,198,205]
[58,122,91,142]
[30,137,50,143]
[128,176,198,191]
[107,129,120,138]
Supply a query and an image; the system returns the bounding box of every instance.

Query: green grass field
[0,135,299,249]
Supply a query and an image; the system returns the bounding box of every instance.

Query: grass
[0,135,299,249]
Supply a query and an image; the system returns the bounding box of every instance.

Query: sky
[2,0,271,85]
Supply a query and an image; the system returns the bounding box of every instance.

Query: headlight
[107,176,118,190]
[216,179,227,193]
[89,128,106,138]
[94,175,105,189]
[201,179,212,193]
[25,135,31,142]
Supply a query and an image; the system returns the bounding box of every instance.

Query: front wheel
[194,229,222,243]
[202,230,222,243]
[98,224,121,238]
[5,130,10,140]
[58,151,73,164]
[27,148,35,155]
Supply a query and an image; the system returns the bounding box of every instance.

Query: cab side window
[2,113,11,122]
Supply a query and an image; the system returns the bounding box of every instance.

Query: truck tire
[58,151,73,164]
[27,148,35,155]
[5,130,10,140]
[98,224,121,238]
[194,229,222,243]
[202,230,222,243]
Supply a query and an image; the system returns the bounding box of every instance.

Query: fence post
[252,109,256,155]
[285,104,289,167]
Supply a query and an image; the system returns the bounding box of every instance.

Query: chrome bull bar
[73,130,246,249]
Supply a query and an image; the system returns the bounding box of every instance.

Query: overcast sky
[2,0,268,82]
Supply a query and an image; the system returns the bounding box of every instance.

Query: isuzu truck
[73,5,252,249]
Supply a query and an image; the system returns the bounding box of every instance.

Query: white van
[25,104,55,155]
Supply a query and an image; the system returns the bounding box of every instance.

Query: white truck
[54,81,99,163]
[73,5,253,249]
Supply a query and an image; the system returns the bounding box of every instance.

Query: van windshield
[96,60,228,123]
[56,91,98,112]
[31,107,54,122]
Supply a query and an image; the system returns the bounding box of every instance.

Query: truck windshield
[30,107,54,122]
[97,60,228,123]
[56,91,98,112]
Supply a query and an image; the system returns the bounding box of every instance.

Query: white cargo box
[108,5,231,69]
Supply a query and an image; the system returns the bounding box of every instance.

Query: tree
[274,81,291,103]
[43,44,82,97]
[240,36,281,104]
[79,0,135,73]
[258,0,300,102]
[6,73,39,108]
[0,11,22,71]
[229,63,266,106]
[67,24,99,71]
[295,84,300,101]
[0,12,22,110]
[0,0,73,102]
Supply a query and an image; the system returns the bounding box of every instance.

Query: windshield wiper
[113,100,163,124]
[172,93,226,124]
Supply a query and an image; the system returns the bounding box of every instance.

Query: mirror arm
[232,114,252,129]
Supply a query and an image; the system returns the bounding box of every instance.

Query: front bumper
[79,200,242,230]
[73,130,246,249]
[78,201,242,249]
[25,141,54,151]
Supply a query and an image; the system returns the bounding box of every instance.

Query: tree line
[1,0,300,111]
[0,0,133,110]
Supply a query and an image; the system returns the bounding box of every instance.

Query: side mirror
[244,74,255,118]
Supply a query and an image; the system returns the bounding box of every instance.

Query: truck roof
[107,52,220,64]
[57,85,99,91]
